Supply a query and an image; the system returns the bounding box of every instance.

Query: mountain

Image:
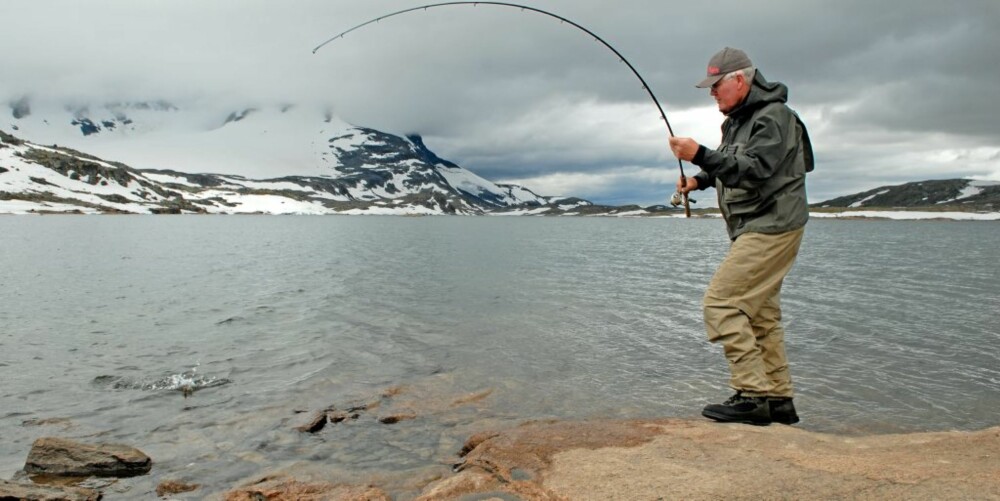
[0,127,567,215]
[1,98,676,216]
[814,179,1000,212]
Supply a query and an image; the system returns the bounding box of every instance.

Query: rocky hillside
[0,129,519,214]
[0,128,676,216]
[814,178,1000,211]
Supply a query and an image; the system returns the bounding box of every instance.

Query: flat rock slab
[0,479,101,501]
[416,419,1000,500]
[25,437,151,478]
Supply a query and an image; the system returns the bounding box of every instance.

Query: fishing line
[313,1,691,215]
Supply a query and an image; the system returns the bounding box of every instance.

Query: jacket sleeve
[689,145,714,190]
[692,107,791,189]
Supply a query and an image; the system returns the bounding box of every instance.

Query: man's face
[710,74,747,115]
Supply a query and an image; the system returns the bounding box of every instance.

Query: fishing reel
[669,192,682,207]
[669,192,696,207]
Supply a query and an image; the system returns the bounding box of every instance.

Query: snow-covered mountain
[2,98,636,215]
[814,179,1000,211]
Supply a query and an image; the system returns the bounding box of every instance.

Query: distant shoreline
[1,205,998,220]
[807,209,1000,221]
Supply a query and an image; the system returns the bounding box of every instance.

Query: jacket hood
[728,70,788,117]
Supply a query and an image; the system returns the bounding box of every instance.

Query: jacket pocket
[723,187,765,216]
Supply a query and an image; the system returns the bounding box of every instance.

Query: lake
[1,215,998,498]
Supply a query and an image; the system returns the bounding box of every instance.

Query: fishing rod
[313,1,691,216]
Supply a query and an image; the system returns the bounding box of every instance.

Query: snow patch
[811,210,1000,221]
[202,194,332,214]
[488,207,551,216]
[339,205,441,216]
[216,177,317,193]
[849,189,890,208]
[141,172,200,187]
[952,180,1000,202]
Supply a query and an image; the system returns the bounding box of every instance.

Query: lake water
[1,215,998,498]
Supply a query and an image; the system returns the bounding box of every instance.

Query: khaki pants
[703,228,804,398]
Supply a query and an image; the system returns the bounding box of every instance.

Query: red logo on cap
[708,66,721,75]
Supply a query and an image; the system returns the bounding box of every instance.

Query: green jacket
[692,71,814,240]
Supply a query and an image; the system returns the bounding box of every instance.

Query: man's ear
[738,73,752,92]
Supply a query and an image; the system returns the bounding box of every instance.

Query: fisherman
[669,47,813,425]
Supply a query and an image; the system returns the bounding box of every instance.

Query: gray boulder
[24,437,151,478]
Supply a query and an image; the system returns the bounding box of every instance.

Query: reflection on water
[0,216,997,498]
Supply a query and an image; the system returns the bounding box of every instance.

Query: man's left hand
[669,137,699,162]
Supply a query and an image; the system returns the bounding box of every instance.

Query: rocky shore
[6,379,998,500]
[421,418,1000,500]
[230,418,1000,500]
[7,418,997,500]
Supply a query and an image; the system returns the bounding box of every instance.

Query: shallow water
[1,215,998,498]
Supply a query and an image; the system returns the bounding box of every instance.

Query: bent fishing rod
[313,1,691,216]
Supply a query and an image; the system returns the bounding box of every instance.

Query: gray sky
[2,0,999,205]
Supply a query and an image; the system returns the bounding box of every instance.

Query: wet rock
[327,410,360,424]
[155,479,199,497]
[295,407,361,433]
[294,411,329,434]
[345,401,379,413]
[0,479,101,501]
[224,475,391,501]
[24,437,152,478]
[378,413,416,425]
[459,431,501,457]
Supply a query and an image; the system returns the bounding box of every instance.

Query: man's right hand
[669,137,700,162]
[677,176,699,194]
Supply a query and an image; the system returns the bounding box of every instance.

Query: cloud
[2,0,998,205]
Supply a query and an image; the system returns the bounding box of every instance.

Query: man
[669,47,813,425]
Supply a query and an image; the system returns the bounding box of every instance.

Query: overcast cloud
[2,0,999,205]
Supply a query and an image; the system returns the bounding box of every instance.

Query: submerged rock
[293,386,403,434]
[293,407,365,433]
[21,417,74,429]
[0,479,101,501]
[155,479,199,497]
[225,475,390,501]
[450,388,494,407]
[24,437,152,478]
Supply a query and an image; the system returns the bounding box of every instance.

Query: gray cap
[695,47,753,88]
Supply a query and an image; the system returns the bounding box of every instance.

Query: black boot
[702,392,771,425]
[768,398,800,425]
